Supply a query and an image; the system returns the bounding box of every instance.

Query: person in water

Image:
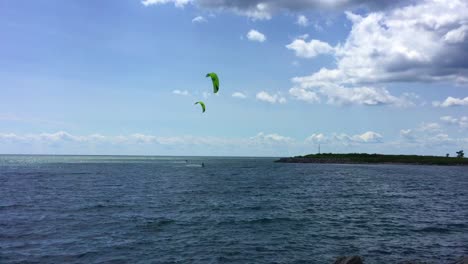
[201,162,205,168]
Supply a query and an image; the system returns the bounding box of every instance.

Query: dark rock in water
[334,256,363,264]
[452,256,468,264]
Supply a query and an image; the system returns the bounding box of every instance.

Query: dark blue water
[1,155,467,264]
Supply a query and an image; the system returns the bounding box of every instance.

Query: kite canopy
[195,101,206,113]
[206,72,219,93]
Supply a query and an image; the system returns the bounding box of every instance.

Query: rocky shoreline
[275,153,468,166]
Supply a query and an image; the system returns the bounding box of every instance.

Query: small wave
[247,217,294,224]
[68,172,92,175]
[73,203,128,211]
[217,217,300,226]
[414,226,451,233]
[0,203,25,210]
[241,205,263,211]
[139,218,175,231]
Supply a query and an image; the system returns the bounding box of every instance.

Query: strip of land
[275,153,468,166]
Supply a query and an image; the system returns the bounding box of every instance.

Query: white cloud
[305,133,328,143]
[256,91,286,104]
[440,116,458,125]
[289,87,320,103]
[444,25,468,44]
[354,131,383,143]
[142,0,191,8]
[236,2,273,20]
[286,39,334,58]
[130,133,158,144]
[398,124,468,149]
[297,34,309,40]
[192,0,406,20]
[173,89,189,96]
[291,0,468,97]
[2,129,465,156]
[289,84,412,106]
[0,131,300,156]
[251,132,293,143]
[433,96,468,107]
[0,131,103,144]
[313,21,324,31]
[440,116,468,129]
[246,29,266,42]
[232,92,247,99]
[334,131,383,144]
[305,131,383,145]
[192,16,207,23]
[296,15,309,27]
[419,122,442,133]
[400,129,417,142]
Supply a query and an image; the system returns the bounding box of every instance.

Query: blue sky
[0,0,467,156]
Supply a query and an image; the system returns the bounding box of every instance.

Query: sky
[0,0,467,156]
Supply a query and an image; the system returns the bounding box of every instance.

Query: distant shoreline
[275,153,468,166]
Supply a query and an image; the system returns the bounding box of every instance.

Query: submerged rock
[334,256,363,264]
[452,256,468,264]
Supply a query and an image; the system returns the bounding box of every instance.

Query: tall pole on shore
[318,144,321,154]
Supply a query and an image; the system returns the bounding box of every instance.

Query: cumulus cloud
[286,39,334,58]
[398,125,468,149]
[289,87,320,103]
[440,116,468,129]
[251,132,293,143]
[398,120,458,146]
[306,131,383,145]
[256,91,286,104]
[336,131,383,144]
[444,25,468,44]
[290,0,468,102]
[246,29,266,42]
[305,133,328,143]
[190,0,407,20]
[192,16,207,23]
[433,96,468,107]
[0,131,105,144]
[142,0,191,8]
[232,92,247,99]
[440,116,458,125]
[419,122,442,133]
[296,15,309,27]
[173,89,189,96]
[399,129,417,142]
[289,84,412,106]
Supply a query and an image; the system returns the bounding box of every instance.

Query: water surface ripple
[1,155,467,263]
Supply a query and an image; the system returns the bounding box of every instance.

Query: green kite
[206,72,219,93]
[195,101,206,113]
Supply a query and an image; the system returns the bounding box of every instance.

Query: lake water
[1,155,467,263]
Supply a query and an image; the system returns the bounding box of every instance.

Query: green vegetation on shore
[276,153,468,166]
